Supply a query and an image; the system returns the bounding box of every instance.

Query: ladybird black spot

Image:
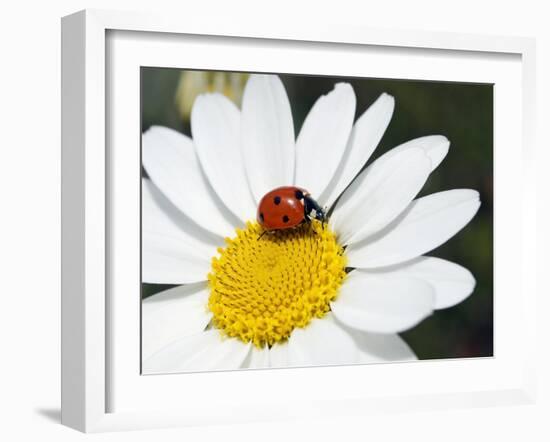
[282,215,289,223]
[259,212,264,222]
[295,190,304,200]
[274,196,281,205]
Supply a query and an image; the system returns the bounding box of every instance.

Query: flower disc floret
[208,221,347,347]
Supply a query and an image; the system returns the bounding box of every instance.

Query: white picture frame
[61,9,537,433]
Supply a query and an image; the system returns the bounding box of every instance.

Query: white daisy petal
[268,341,290,369]
[344,326,418,363]
[142,283,211,359]
[191,94,256,222]
[142,178,223,255]
[346,189,481,268]
[331,147,431,245]
[359,257,476,310]
[242,345,271,369]
[286,314,359,366]
[142,180,214,284]
[143,330,251,374]
[142,126,236,237]
[331,272,435,333]
[142,233,211,284]
[384,135,450,172]
[320,93,395,207]
[242,74,295,202]
[295,83,356,197]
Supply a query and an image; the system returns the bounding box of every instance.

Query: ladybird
[257,186,326,232]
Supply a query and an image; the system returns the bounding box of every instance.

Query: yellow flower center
[208,220,347,347]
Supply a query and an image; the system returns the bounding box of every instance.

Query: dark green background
[142,68,493,360]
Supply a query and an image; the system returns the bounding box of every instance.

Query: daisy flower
[141,74,480,374]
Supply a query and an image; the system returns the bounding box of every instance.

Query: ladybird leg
[257,230,268,241]
[300,214,317,235]
[303,195,314,218]
[321,206,328,229]
[302,201,312,224]
[304,199,318,225]
[310,224,317,235]
[305,215,318,235]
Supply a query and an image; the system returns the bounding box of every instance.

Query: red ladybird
[257,186,326,232]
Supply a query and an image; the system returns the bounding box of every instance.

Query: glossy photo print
[140,69,493,374]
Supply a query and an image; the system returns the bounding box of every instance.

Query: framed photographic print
[61,9,537,432]
[140,68,490,374]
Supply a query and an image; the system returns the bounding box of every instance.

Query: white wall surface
[0,0,547,440]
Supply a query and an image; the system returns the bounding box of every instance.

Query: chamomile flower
[141,74,480,373]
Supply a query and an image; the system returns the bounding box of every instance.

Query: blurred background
[141,68,493,361]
